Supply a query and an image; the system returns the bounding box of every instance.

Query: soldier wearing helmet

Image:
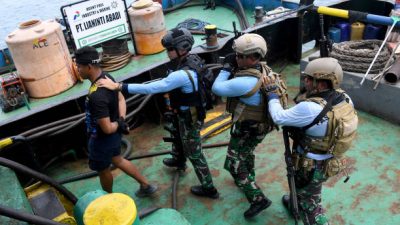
[265,57,357,225]
[97,28,219,199]
[212,33,274,218]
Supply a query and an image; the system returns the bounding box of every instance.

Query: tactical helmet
[304,57,343,89]
[161,28,194,52]
[232,33,267,57]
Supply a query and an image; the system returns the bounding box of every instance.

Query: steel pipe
[384,58,400,84]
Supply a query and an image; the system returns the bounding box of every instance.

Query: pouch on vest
[324,157,344,177]
[260,64,289,109]
[303,92,358,157]
[328,100,358,157]
[227,62,288,131]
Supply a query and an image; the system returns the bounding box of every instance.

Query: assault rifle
[282,126,301,225]
[162,111,186,169]
[319,14,332,58]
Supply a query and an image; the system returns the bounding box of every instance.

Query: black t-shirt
[85,73,119,137]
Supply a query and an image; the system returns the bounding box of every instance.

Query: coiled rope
[101,52,132,72]
[176,18,210,33]
[176,18,233,34]
[330,40,391,74]
[100,38,132,72]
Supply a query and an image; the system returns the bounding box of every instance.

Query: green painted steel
[142,208,190,225]
[74,190,108,225]
[0,167,32,225]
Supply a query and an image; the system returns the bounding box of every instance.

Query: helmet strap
[169,51,187,70]
[313,79,318,90]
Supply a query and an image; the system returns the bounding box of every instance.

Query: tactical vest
[226,62,288,125]
[169,54,211,121]
[301,90,358,157]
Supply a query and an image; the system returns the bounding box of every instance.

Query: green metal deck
[0,5,240,126]
[37,63,400,225]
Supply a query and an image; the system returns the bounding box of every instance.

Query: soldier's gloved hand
[117,117,130,135]
[263,76,279,94]
[222,53,238,73]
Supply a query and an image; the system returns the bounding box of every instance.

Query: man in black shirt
[75,46,157,196]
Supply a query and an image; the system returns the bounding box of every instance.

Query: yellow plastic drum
[351,22,365,40]
[84,193,139,225]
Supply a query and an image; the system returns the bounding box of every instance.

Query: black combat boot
[282,194,298,218]
[162,158,187,170]
[282,194,290,210]
[244,198,272,218]
[190,185,219,199]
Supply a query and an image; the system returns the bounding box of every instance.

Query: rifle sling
[302,93,335,131]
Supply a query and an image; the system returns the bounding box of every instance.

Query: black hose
[20,78,161,140]
[127,150,172,161]
[48,117,85,137]
[172,170,180,209]
[234,0,250,29]
[26,121,80,141]
[125,93,143,104]
[26,93,145,139]
[0,157,77,204]
[202,142,229,149]
[19,113,84,137]
[57,138,132,185]
[58,170,98,185]
[58,149,171,185]
[126,94,153,119]
[43,150,77,170]
[220,2,247,30]
[25,149,78,187]
[55,141,170,184]
[0,205,63,225]
[127,96,146,108]
[138,206,162,219]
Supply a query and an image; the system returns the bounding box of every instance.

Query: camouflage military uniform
[295,159,329,225]
[224,120,268,203]
[178,110,214,188]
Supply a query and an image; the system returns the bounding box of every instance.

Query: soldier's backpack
[302,91,358,157]
[180,54,216,121]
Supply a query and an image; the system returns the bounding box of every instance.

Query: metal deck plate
[28,189,65,219]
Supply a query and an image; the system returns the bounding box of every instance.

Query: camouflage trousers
[224,120,268,204]
[177,110,214,189]
[295,160,329,225]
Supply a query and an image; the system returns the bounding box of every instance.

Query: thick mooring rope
[330,40,391,74]
[100,38,132,72]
